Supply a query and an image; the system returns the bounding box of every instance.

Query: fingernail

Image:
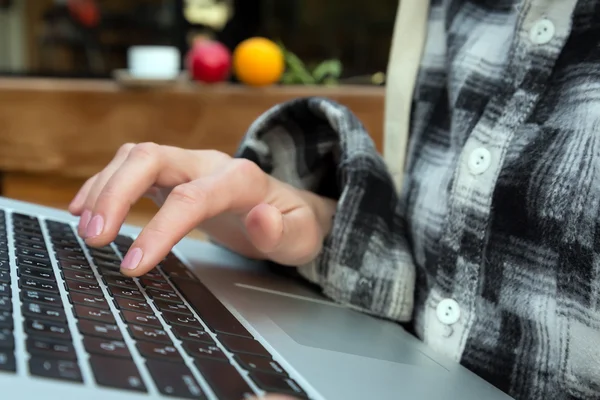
[121,248,143,270]
[85,215,104,238]
[77,210,92,236]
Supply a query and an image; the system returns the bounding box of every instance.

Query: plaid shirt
[237,1,600,399]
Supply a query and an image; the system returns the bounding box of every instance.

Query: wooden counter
[0,78,384,178]
[0,78,385,232]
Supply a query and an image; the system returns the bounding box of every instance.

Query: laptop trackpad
[239,286,445,369]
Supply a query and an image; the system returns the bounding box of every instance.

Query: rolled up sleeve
[236,97,415,322]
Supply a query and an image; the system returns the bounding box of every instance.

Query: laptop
[0,195,513,400]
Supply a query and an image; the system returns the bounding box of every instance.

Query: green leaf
[284,52,315,84]
[312,59,342,83]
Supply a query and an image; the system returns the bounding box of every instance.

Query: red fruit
[186,40,232,83]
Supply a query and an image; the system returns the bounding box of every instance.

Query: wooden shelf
[0,78,384,179]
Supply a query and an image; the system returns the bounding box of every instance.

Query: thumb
[244,203,323,266]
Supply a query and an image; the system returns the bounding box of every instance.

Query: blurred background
[0,0,392,235]
[0,0,397,79]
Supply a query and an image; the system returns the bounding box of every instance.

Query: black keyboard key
[161,256,197,281]
[22,301,66,323]
[13,227,42,237]
[162,267,197,281]
[140,278,172,292]
[0,328,14,349]
[27,337,77,360]
[64,280,102,295]
[16,247,49,260]
[51,237,78,247]
[0,260,9,271]
[69,291,110,310]
[0,310,11,329]
[14,233,43,243]
[0,270,9,283]
[0,311,14,330]
[93,252,121,263]
[15,239,46,251]
[89,355,147,392]
[96,268,123,279]
[235,353,287,376]
[88,247,116,258]
[53,244,83,254]
[146,359,205,399]
[13,220,39,231]
[0,283,9,296]
[29,357,83,383]
[153,299,192,315]
[0,350,16,373]
[21,290,63,308]
[45,219,72,229]
[20,277,59,293]
[114,235,133,246]
[48,225,74,235]
[171,325,215,344]
[108,286,145,301]
[182,341,227,361]
[172,278,252,338]
[12,212,37,221]
[142,269,166,282]
[55,250,87,262]
[78,320,122,340]
[0,296,10,311]
[61,269,97,284]
[146,288,183,304]
[250,371,308,398]
[121,310,161,328]
[0,250,8,261]
[102,275,136,289]
[136,341,182,362]
[219,334,271,358]
[17,256,52,269]
[161,311,204,329]
[19,265,55,282]
[56,259,91,272]
[129,324,171,344]
[94,259,120,271]
[73,304,116,324]
[113,297,153,314]
[194,357,254,400]
[83,337,131,358]
[24,318,71,341]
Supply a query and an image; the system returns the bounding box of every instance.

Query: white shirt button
[436,299,461,325]
[529,19,555,45]
[467,147,491,175]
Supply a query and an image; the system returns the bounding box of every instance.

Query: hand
[68,143,336,276]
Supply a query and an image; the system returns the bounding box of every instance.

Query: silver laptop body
[0,196,512,400]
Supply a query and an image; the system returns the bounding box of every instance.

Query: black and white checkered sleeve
[236,97,416,321]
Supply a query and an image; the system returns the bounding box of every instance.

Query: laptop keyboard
[0,209,309,399]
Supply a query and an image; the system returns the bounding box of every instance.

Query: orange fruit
[232,37,285,87]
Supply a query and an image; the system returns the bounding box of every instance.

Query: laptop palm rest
[235,285,445,369]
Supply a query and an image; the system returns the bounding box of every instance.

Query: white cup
[127,46,181,80]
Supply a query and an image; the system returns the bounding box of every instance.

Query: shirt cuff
[237,97,416,322]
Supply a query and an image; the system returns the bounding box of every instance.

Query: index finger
[119,159,269,276]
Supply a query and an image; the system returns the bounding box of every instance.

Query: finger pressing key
[120,159,267,275]
[84,146,223,246]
